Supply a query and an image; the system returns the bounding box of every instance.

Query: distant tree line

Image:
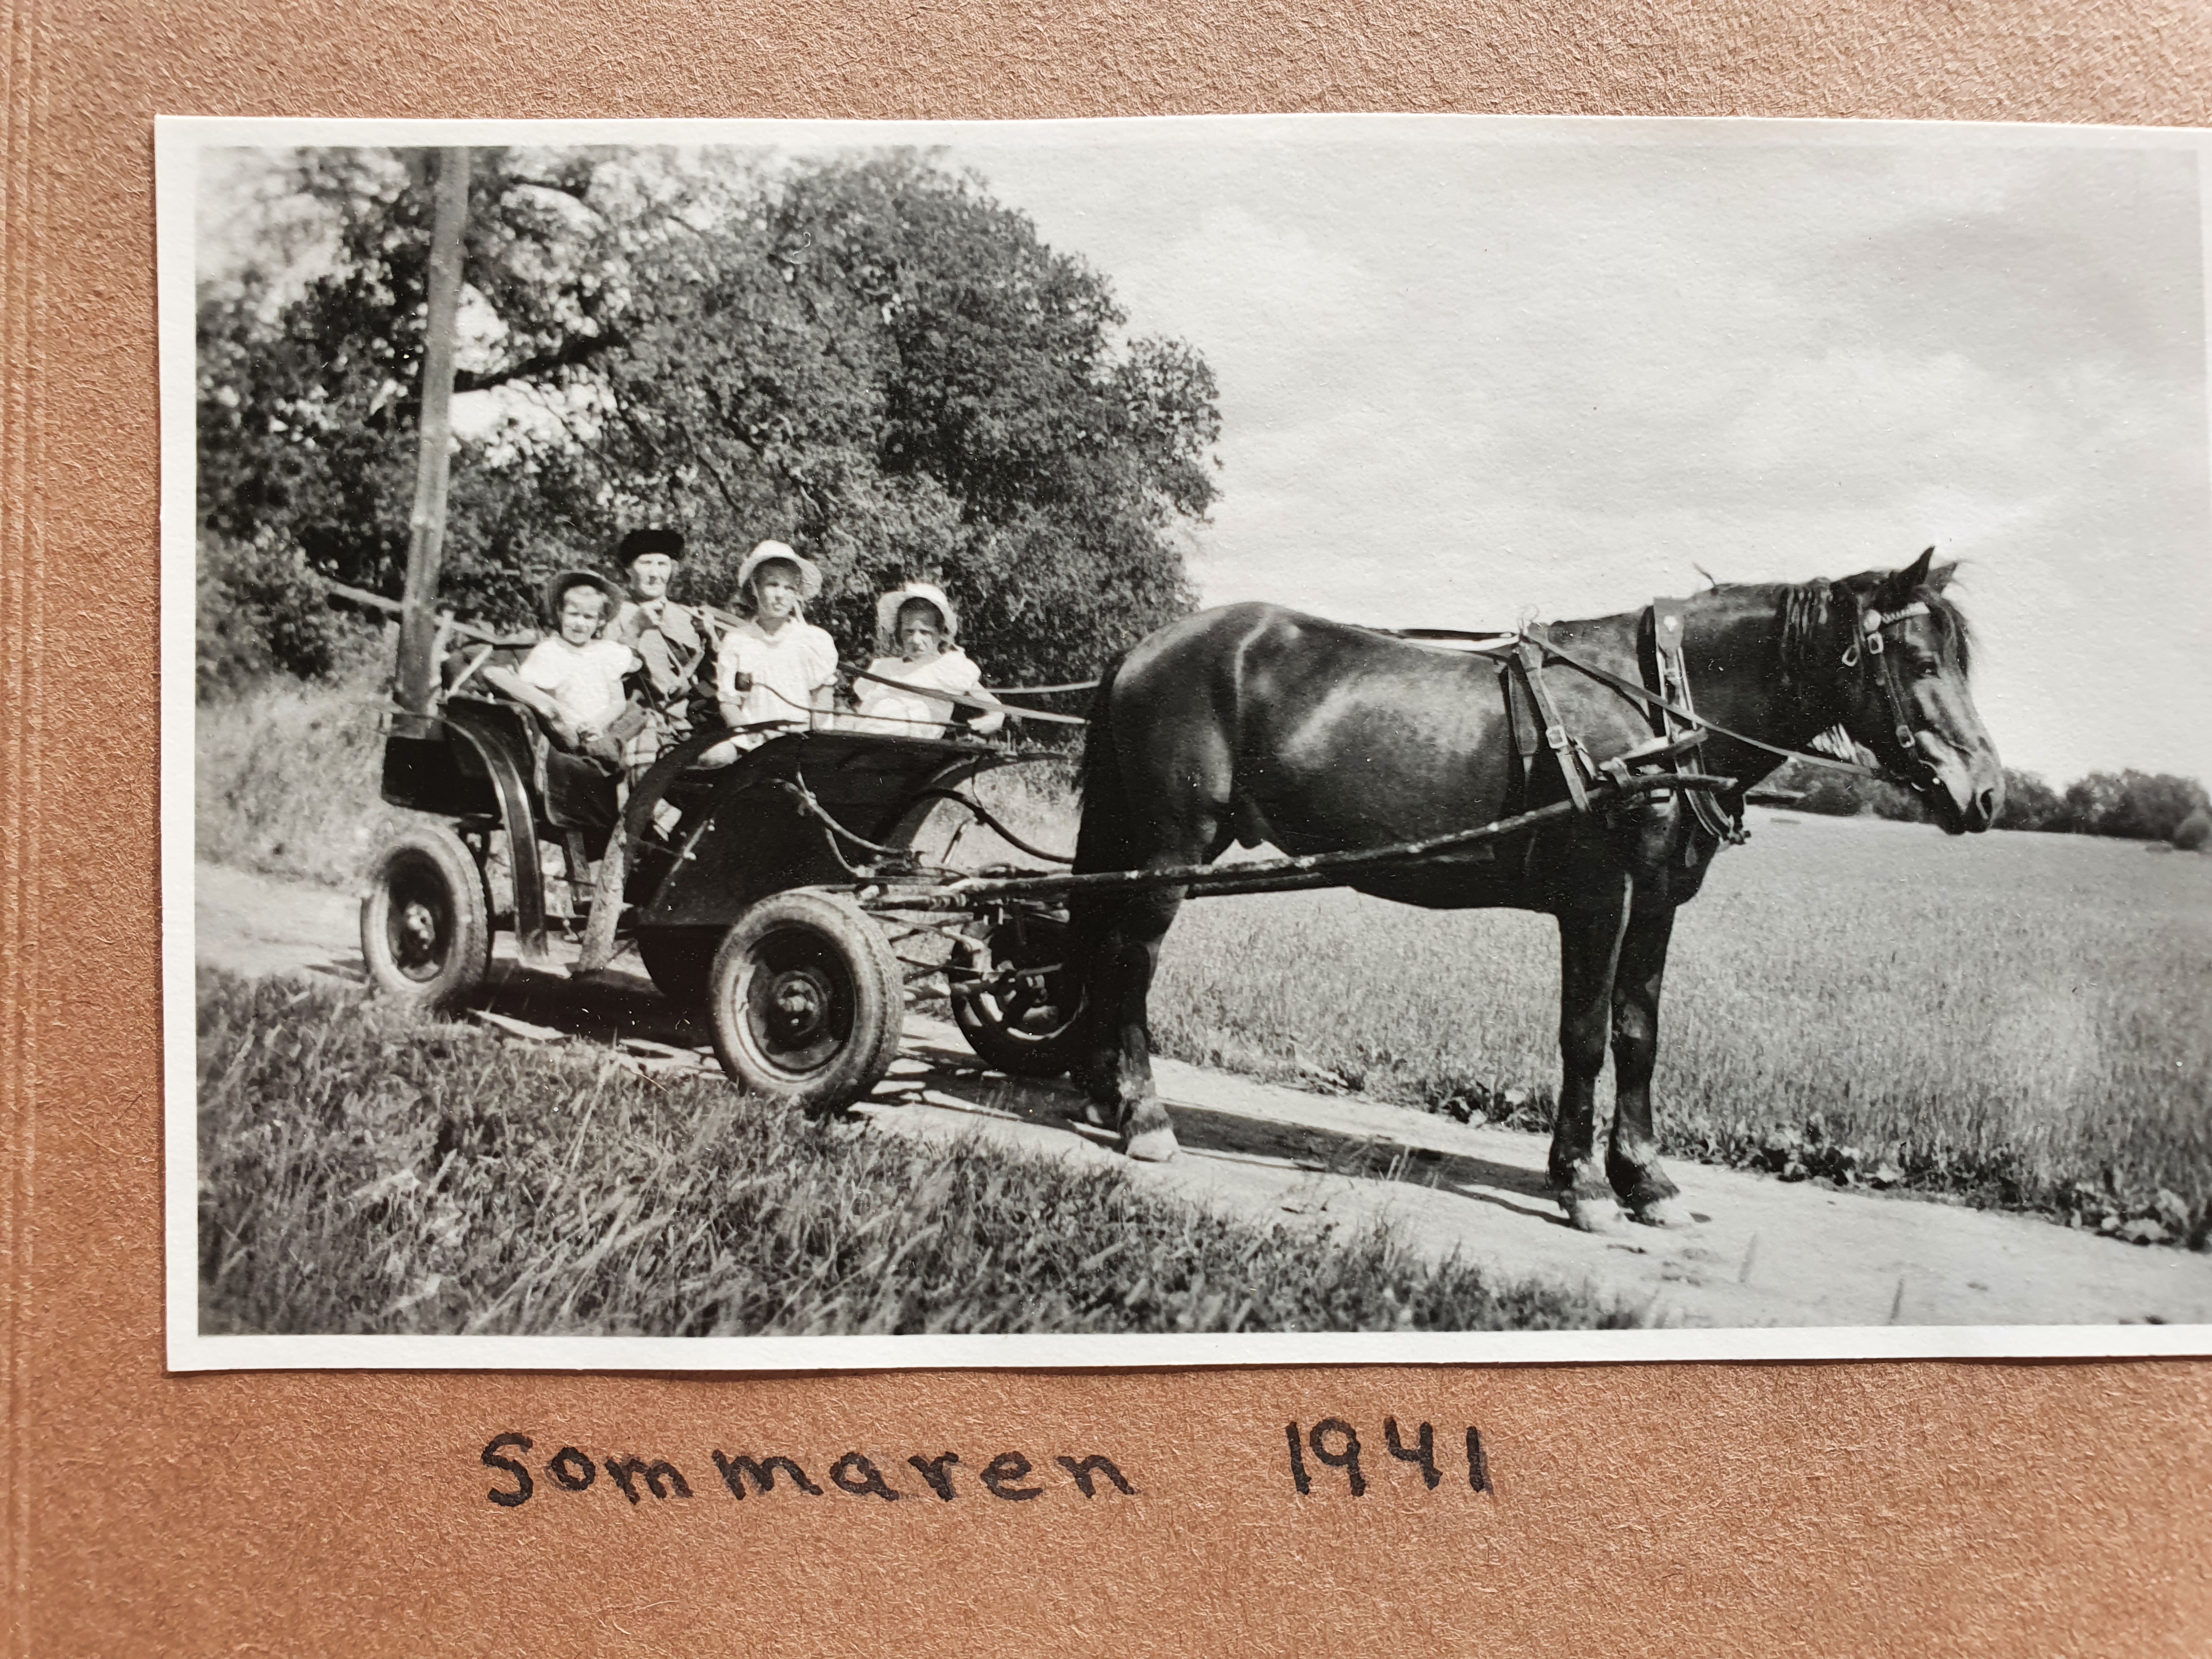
[196,145,1221,698]
[1763,757,2210,846]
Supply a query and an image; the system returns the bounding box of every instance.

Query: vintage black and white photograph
[161,115,2212,1369]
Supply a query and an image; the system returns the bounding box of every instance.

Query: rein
[1395,592,1935,788]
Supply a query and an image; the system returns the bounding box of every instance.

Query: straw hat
[735,540,823,602]
[540,568,623,625]
[873,581,958,653]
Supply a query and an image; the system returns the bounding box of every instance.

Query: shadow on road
[898,1027,1566,1225]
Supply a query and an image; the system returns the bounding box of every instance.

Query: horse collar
[1643,599,1746,849]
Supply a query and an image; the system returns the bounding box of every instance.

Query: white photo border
[161,112,2212,1373]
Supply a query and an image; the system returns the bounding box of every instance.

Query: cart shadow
[471,955,706,1049]
[896,1030,1566,1224]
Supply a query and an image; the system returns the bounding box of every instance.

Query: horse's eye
[1913,658,1942,680]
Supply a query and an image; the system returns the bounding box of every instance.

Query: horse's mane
[1772,569,1974,692]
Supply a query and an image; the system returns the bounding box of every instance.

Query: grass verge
[197,969,1634,1338]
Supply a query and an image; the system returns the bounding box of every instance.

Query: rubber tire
[636,925,720,1008]
[360,824,492,1013]
[708,890,905,1114]
[950,912,1088,1079]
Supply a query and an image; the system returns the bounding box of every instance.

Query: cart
[363,696,1098,1109]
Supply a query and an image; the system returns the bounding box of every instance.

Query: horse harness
[1485,590,1938,861]
[1496,607,1741,864]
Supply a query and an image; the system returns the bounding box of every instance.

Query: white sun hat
[735,539,823,602]
[873,581,959,653]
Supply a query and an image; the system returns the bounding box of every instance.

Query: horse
[1066,550,2002,1232]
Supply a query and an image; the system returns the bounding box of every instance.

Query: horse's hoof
[1560,1194,1629,1235]
[1123,1124,1181,1163]
[1628,1195,1695,1228]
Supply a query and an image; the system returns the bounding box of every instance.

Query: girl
[847,581,1005,738]
[702,541,839,763]
[486,569,636,763]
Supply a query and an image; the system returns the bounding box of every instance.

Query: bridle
[1837,597,1943,793]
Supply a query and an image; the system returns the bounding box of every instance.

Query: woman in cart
[699,541,840,765]
[847,581,1006,739]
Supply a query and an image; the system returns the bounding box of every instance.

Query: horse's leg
[1083,881,1187,1163]
[1068,735,1216,1165]
[1549,876,1632,1234]
[1607,905,1691,1227]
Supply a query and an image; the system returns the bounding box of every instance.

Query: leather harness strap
[1496,628,1593,815]
[1463,589,1939,855]
[1644,597,1744,846]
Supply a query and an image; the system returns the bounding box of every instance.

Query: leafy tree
[1994,769,2066,832]
[2062,770,2209,840]
[196,145,1220,692]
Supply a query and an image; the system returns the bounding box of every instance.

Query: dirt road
[194,861,2212,1331]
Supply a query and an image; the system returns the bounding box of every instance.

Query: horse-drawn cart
[362,674,1729,1116]
[363,696,1107,1107]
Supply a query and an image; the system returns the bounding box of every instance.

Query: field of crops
[1151,812,2212,1239]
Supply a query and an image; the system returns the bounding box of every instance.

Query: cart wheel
[950,912,1088,1079]
[635,926,719,1008]
[360,825,492,1012]
[708,891,905,1113]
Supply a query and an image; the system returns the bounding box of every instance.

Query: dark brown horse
[1068,551,2002,1232]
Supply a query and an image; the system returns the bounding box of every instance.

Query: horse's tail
[1072,651,1131,877]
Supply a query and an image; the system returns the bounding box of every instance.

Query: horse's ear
[1877,546,1936,606]
[1927,559,1959,592]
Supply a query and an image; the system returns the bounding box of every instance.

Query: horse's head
[1821,550,2004,835]
[1814,553,2008,836]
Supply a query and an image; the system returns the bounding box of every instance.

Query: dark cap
[619,527,685,563]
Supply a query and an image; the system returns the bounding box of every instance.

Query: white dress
[517,636,634,732]
[711,616,839,753]
[848,648,989,736]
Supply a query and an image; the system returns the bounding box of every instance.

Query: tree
[196,146,1220,691]
[1994,769,2066,832]
[2061,771,2209,840]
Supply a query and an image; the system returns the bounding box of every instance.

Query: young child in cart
[478,569,638,764]
[699,541,840,765]
[846,581,1006,739]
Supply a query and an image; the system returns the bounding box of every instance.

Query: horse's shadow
[896,1029,1565,1224]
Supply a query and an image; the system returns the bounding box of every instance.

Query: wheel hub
[765,967,832,1045]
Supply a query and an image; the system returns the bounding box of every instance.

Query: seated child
[847,582,1005,738]
[699,541,840,766]
[482,569,637,764]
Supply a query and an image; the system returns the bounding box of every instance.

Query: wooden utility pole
[394,146,471,713]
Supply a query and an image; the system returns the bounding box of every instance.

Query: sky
[196,118,2212,785]
[940,119,2211,787]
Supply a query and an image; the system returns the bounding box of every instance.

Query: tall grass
[1153,815,2212,1237]
[196,673,411,884]
[198,970,1632,1337]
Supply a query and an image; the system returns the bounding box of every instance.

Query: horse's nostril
[1974,787,1997,821]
